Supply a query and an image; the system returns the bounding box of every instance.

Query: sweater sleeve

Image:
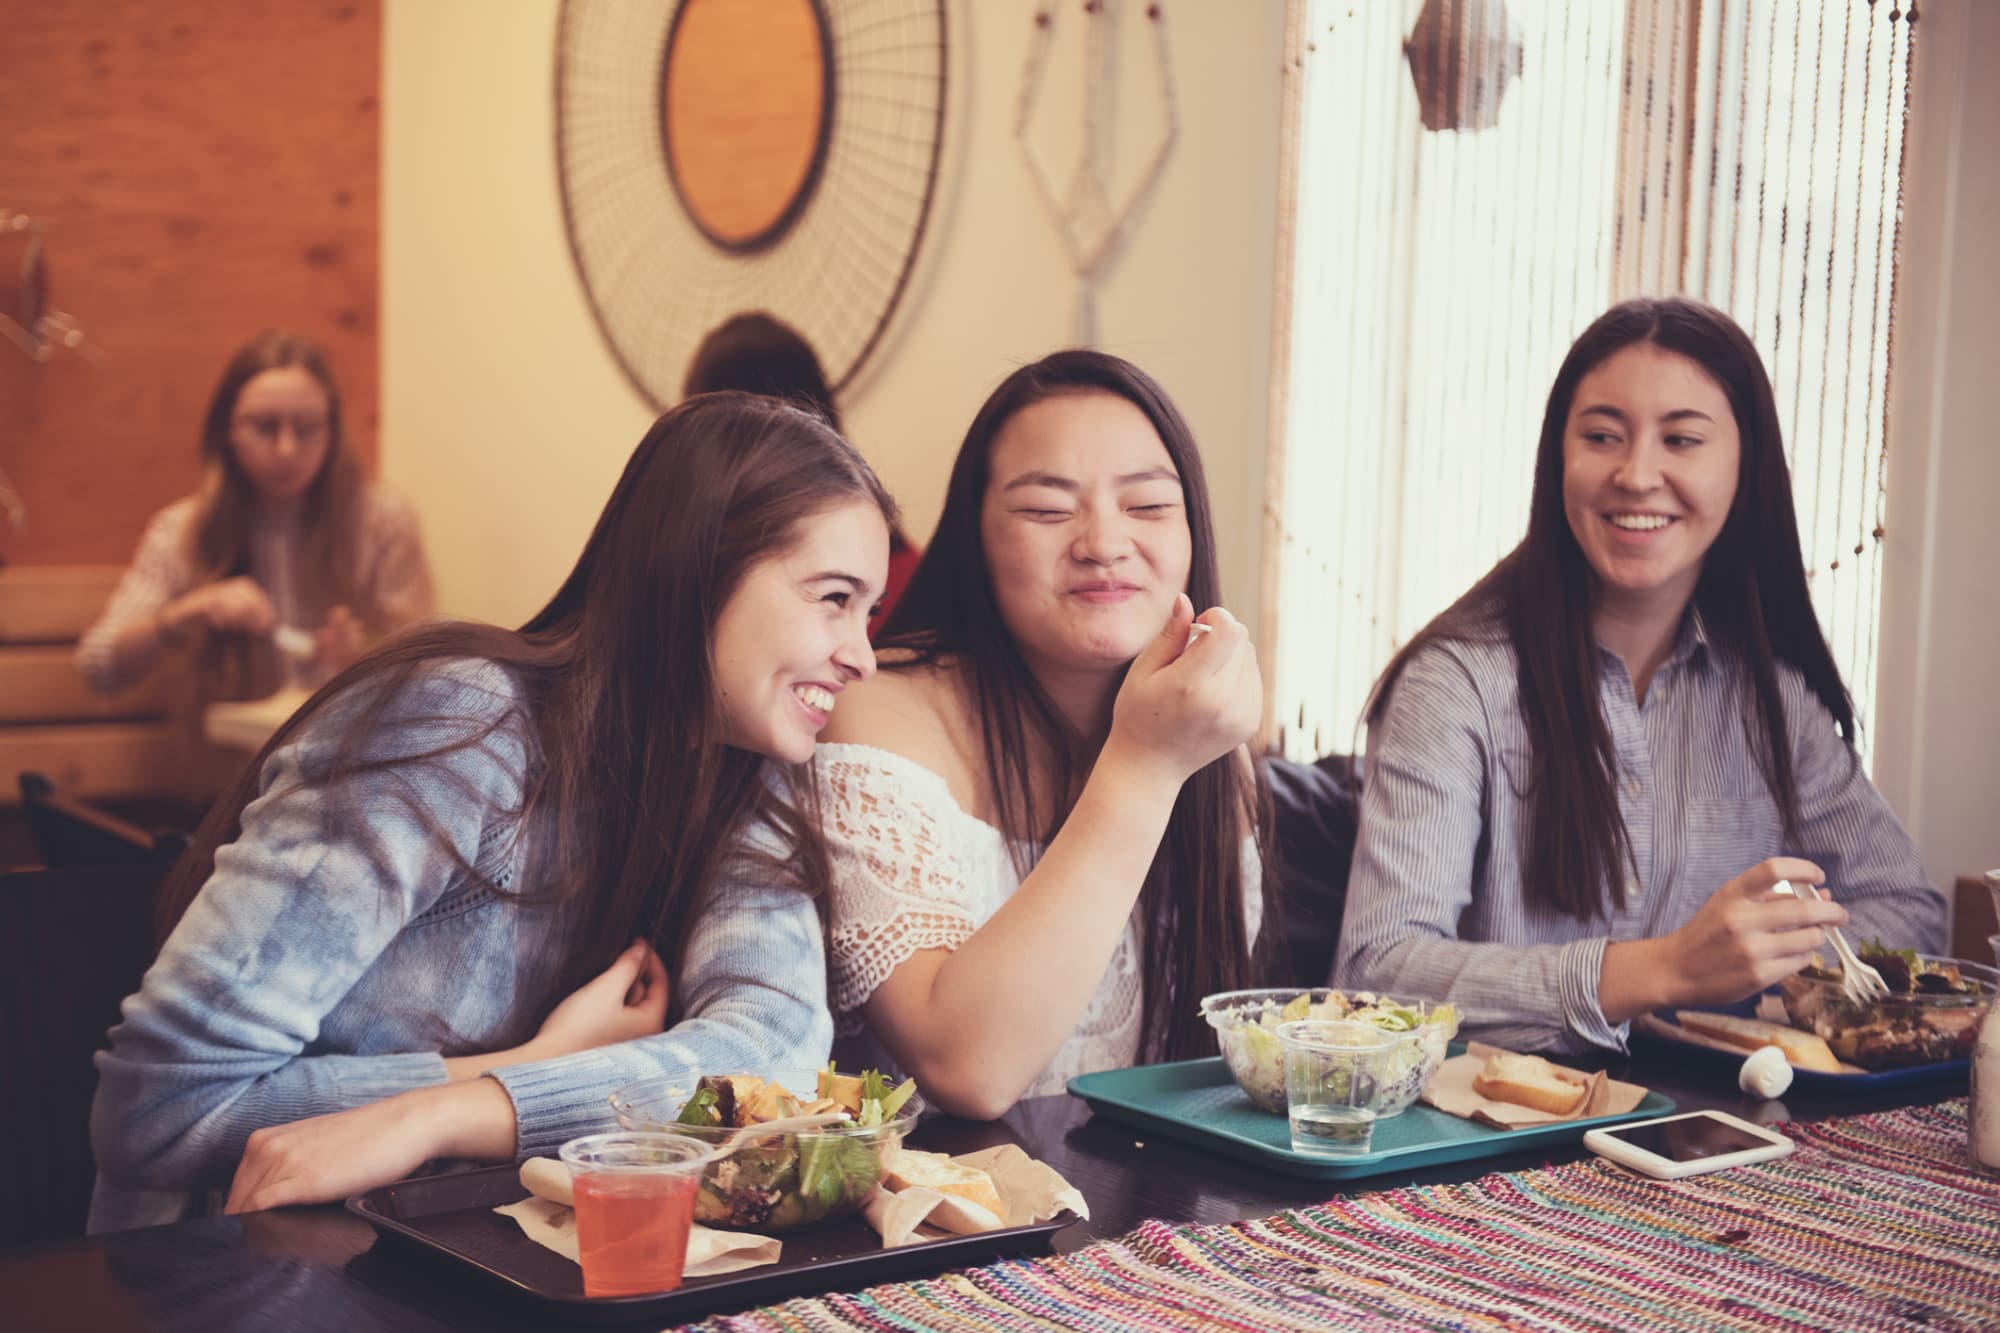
[89,661,531,1191]
[487,813,834,1159]
[357,487,436,633]
[75,501,199,695]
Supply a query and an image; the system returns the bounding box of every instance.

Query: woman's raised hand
[1105,594,1262,784]
[313,605,368,673]
[1659,857,1849,1007]
[163,575,279,639]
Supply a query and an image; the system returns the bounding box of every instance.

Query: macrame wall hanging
[1014,0,1179,346]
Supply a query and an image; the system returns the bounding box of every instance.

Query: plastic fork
[1774,879,1891,1003]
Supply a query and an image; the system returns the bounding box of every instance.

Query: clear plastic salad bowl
[609,1068,922,1231]
[1198,988,1459,1116]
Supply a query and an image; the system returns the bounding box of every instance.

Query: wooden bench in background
[0,567,193,866]
[0,567,178,803]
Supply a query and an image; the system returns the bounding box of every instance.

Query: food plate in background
[1633,1004,1971,1089]
[348,1163,1076,1324]
[1067,1052,1674,1180]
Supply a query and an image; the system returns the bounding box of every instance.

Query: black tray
[347,1164,1076,1324]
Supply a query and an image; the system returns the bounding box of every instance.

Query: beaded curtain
[1264,0,1917,765]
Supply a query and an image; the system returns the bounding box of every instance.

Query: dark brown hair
[1366,297,1854,921]
[683,311,913,555]
[158,392,898,1013]
[192,331,367,623]
[875,349,1278,1061]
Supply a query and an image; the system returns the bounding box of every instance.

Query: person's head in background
[683,311,846,434]
[192,330,362,595]
[877,347,1271,1063]
[683,312,919,625]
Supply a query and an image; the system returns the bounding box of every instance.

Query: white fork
[1774,879,1892,1003]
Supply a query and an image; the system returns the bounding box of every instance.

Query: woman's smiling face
[710,497,889,764]
[1562,341,1742,619]
[979,390,1193,677]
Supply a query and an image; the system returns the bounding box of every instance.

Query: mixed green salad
[635,1065,919,1230]
[1202,989,1460,1115]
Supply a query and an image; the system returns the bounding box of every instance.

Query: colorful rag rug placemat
[677,1100,1999,1332]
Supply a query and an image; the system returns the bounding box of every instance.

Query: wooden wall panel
[0,723,180,802]
[0,0,380,568]
[0,566,122,642]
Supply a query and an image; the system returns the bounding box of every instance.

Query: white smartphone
[1582,1110,1794,1179]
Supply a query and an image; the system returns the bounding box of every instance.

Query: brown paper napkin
[865,1143,1089,1248]
[496,1159,782,1277]
[1421,1042,1650,1128]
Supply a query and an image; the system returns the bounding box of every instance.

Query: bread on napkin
[883,1148,1003,1219]
[1470,1051,1590,1115]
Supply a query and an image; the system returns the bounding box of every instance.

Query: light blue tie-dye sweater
[87,656,831,1233]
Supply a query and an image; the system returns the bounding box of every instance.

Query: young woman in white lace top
[810,350,1278,1118]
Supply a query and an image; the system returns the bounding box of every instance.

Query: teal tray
[1067,1052,1676,1180]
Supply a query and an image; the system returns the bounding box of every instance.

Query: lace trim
[817,745,998,1019]
[826,909,976,1018]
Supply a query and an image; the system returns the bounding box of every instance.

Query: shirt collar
[1592,605,1713,674]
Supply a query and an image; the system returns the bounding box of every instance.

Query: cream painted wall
[1874,0,2000,894]
[381,1,1284,631]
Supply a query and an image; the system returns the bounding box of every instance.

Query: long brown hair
[1366,297,1854,921]
[158,393,898,1012]
[192,331,367,624]
[875,349,1278,1062]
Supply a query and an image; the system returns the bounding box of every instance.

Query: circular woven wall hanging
[556,0,949,404]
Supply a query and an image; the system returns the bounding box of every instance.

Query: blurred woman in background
[77,330,433,698]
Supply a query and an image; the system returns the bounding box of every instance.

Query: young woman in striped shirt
[1335,298,1945,1054]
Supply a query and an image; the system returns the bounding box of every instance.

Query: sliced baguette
[1673,1010,1840,1073]
[1471,1052,1590,1115]
[882,1148,1003,1217]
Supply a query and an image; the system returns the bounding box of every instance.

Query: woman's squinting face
[229,366,333,504]
[1562,342,1742,617]
[980,391,1193,674]
[711,498,889,764]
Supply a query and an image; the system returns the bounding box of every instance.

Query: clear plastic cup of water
[1277,1019,1401,1156]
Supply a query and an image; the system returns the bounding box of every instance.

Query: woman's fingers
[1734,856,1826,898]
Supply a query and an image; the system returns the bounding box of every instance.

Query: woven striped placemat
[677,1099,2000,1332]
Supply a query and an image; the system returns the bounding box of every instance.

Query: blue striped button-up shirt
[1333,614,1946,1054]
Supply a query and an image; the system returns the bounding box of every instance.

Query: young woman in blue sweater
[89,392,894,1230]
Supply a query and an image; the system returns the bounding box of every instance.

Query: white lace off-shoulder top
[816,741,1261,1100]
